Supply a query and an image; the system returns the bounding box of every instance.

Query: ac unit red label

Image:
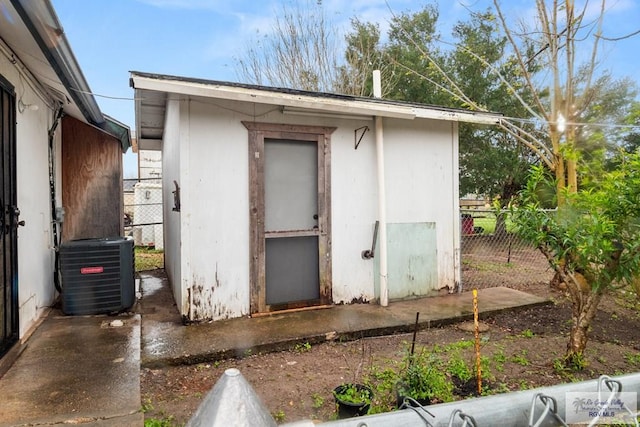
[81,266,104,274]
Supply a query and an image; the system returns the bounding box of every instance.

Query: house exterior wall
[0,54,57,338]
[163,97,460,321]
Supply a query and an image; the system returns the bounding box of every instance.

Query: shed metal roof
[130,71,502,151]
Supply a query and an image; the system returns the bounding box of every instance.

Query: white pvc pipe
[373,70,388,307]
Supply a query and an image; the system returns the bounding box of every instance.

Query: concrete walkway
[0,270,548,426]
[139,270,549,368]
[0,313,142,427]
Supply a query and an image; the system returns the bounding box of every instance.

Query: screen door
[264,139,320,306]
[244,122,334,314]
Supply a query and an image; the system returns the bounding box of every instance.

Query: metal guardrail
[189,370,640,427]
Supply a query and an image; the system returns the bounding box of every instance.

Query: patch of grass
[135,247,164,272]
[472,216,496,234]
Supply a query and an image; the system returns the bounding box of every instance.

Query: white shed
[131,72,500,321]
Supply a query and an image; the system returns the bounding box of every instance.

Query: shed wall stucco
[162,97,184,316]
[163,96,461,321]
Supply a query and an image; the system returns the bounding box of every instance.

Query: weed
[364,364,398,413]
[293,342,312,353]
[520,329,535,338]
[492,349,506,372]
[624,353,640,365]
[144,416,175,427]
[398,348,453,403]
[511,350,530,366]
[564,352,588,371]
[242,348,253,358]
[444,340,474,351]
[447,351,472,383]
[311,393,324,409]
[272,410,286,422]
[141,398,154,413]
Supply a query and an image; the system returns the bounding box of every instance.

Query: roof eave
[130,73,502,125]
[11,0,132,151]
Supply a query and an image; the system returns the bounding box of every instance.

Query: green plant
[518,379,530,390]
[311,392,324,409]
[478,355,494,382]
[511,350,530,366]
[624,353,640,366]
[564,351,587,371]
[141,398,154,413]
[397,348,453,403]
[294,342,312,353]
[364,364,398,414]
[144,416,175,427]
[272,410,286,422]
[520,329,535,338]
[333,383,372,405]
[444,339,474,351]
[492,348,507,372]
[447,351,472,383]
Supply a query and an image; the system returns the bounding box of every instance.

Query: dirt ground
[141,282,640,426]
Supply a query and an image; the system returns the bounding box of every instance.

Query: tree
[337,19,396,97]
[345,0,638,363]
[235,1,344,93]
[512,153,640,365]
[374,7,541,206]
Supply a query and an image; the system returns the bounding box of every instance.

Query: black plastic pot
[333,383,372,418]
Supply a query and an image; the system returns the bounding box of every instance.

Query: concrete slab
[0,313,141,427]
[140,271,549,368]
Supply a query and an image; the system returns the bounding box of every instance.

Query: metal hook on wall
[354,126,369,150]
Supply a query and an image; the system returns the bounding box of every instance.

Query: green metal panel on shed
[374,222,438,300]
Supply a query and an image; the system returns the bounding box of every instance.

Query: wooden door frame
[243,122,335,315]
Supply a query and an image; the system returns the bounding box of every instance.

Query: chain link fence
[460,208,554,290]
[124,178,164,249]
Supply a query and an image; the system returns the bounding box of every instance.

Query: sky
[49,0,640,178]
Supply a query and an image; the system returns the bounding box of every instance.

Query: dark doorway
[0,75,18,358]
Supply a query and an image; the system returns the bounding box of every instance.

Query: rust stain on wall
[186,268,235,321]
